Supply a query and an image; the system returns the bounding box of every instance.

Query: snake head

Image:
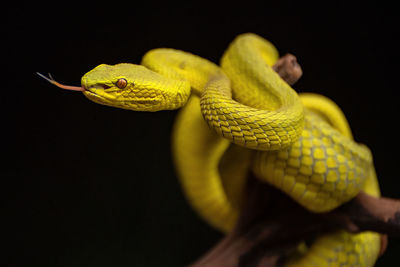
[38,63,190,112]
[82,63,185,112]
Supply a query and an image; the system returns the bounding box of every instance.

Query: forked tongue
[36,72,85,91]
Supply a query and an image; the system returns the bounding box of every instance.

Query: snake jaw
[82,86,164,111]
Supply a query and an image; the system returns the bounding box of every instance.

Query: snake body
[80,33,381,266]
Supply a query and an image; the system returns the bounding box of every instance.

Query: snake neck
[141,48,224,98]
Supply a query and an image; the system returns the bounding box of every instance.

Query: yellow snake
[39,33,381,266]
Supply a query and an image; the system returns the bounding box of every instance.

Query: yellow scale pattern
[201,75,304,150]
[284,167,381,267]
[253,111,372,212]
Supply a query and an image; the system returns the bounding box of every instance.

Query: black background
[5,1,400,266]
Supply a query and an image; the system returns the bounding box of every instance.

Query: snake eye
[116,78,128,89]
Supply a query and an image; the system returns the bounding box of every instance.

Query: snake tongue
[37,72,86,92]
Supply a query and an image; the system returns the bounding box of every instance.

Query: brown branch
[272,54,303,85]
[337,192,400,235]
[190,174,400,267]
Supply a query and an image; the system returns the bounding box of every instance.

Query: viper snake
[38,33,381,267]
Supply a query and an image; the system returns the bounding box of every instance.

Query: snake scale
[39,33,381,266]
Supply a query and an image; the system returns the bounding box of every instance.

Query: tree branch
[338,191,400,236]
[272,54,302,85]
[190,174,400,267]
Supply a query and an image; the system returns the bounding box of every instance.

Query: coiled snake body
[50,33,382,266]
